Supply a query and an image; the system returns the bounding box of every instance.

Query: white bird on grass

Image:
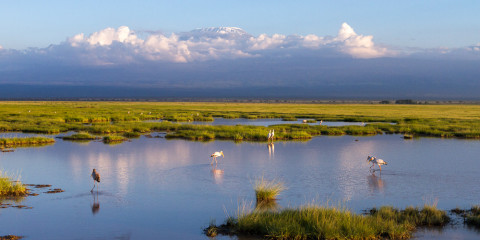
[271,129,275,142]
[367,156,388,172]
[210,151,224,165]
[267,130,272,141]
[90,169,101,192]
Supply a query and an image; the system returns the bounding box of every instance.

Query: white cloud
[69,26,143,47]
[335,23,388,58]
[58,23,392,64]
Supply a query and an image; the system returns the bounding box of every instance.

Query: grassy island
[207,204,449,239]
[0,137,55,147]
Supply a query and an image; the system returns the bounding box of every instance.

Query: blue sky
[1,0,479,49]
[1,1,480,99]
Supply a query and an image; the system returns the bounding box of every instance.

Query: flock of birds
[89,130,388,192]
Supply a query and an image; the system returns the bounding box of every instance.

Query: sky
[1,0,479,49]
[0,1,479,99]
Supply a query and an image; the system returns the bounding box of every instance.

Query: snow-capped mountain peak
[183,27,251,39]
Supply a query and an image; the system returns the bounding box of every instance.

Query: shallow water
[145,117,368,127]
[0,134,479,239]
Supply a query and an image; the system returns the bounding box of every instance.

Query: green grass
[451,206,480,228]
[255,177,286,202]
[123,131,141,138]
[61,132,98,140]
[1,101,480,141]
[102,135,127,143]
[210,204,449,239]
[0,137,55,147]
[0,172,27,197]
[466,206,480,227]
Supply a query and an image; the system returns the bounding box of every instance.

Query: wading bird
[367,156,388,172]
[271,129,275,142]
[267,130,272,141]
[210,151,224,165]
[90,169,101,192]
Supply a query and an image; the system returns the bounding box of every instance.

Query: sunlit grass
[1,101,480,140]
[254,177,286,202]
[210,203,449,239]
[0,172,27,197]
[61,132,98,140]
[0,137,55,147]
[102,135,127,143]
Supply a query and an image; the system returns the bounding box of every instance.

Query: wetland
[0,102,480,239]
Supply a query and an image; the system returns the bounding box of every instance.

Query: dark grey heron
[90,169,101,192]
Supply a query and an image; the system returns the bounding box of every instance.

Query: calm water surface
[0,134,479,239]
[145,117,368,127]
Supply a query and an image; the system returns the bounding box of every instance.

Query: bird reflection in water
[267,143,275,158]
[211,166,224,184]
[91,191,100,215]
[367,172,385,193]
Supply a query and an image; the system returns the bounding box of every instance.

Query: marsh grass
[123,132,141,138]
[61,132,98,140]
[0,137,55,147]
[102,135,127,143]
[0,172,27,197]
[452,206,480,227]
[211,203,449,240]
[254,177,286,202]
[369,205,450,227]
[466,206,480,227]
[2,102,480,141]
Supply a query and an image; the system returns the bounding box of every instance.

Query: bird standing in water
[367,156,388,172]
[91,169,101,192]
[210,151,224,165]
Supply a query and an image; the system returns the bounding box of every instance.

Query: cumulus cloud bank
[64,23,391,64]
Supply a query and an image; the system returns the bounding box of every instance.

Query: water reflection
[1,134,480,239]
[367,173,385,194]
[211,166,224,185]
[91,192,100,215]
[267,143,274,159]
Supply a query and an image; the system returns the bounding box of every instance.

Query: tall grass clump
[0,172,27,196]
[254,177,286,203]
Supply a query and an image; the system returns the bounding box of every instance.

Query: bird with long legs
[267,130,272,142]
[90,169,101,192]
[210,151,224,166]
[367,156,387,172]
[270,129,275,143]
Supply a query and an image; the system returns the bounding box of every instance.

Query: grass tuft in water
[0,172,27,197]
[452,205,480,227]
[254,177,286,203]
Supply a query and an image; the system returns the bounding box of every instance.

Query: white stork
[367,156,388,172]
[210,151,224,165]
